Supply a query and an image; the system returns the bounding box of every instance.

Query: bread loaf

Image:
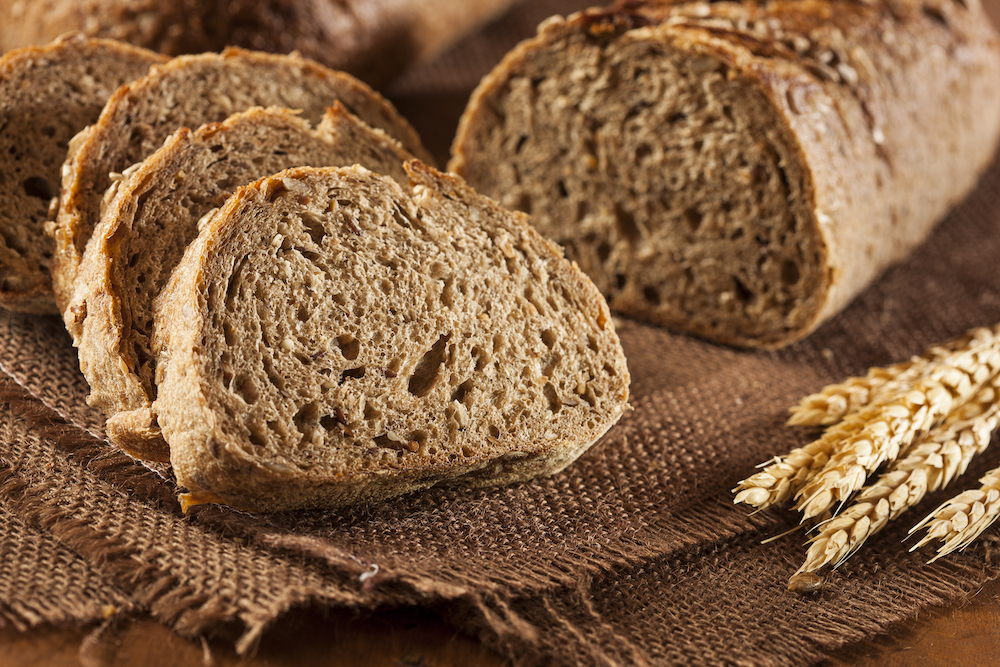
[67,104,415,462]
[49,47,432,315]
[152,162,630,511]
[0,34,164,314]
[0,0,522,87]
[450,0,1000,348]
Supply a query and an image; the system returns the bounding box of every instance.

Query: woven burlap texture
[3,1,1000,665]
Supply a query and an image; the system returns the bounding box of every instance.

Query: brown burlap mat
[3,1,1000,664]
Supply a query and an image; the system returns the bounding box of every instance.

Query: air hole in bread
[363,402,381,421]
[232,373,259,404]
[543,382,561,414]
[452,378,474,404]
[614,204,642,245]
[471,345,488,372]
[248,422,267,447]
[22,176,56,200]
[541,351,561,378]
[524,286,546,314]
[408,334,450,398]
[541,329,557,348]
[781,260,801,285]
[441,277,455,307]
[262,353,285,391]
[732,276,753,304]
[643,286,661,306]
[336,334,360,361]
[293,401,319,433]
[301,210,327,246]
[683,207,703,232]
[340,366,365,383]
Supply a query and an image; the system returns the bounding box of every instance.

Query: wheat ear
[787,360,926,427]
[735,412,883,510]
[737,327,1000,511]
[788,326,1000,427]
[793,345,1000,521]
[794,382,1000,573]
[910,466,1000,560]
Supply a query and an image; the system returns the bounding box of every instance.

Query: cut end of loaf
[153,162,630,512]
[451,19,826,348]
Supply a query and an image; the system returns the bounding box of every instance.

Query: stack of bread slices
[0,34,631,512]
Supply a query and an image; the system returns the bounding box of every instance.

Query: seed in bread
[0,34,164,313]
[50,47,433,314]
[153,162,631,511]
[68,103,415,462]
[449,0,1000,348]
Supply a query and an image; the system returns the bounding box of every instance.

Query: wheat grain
[738,327,1000,512]
[788,360,925,427]
[734,413,872,510]
[910,466,1000,560]
[794,383,1000,573]
[793,346,1000,521]
[788,326,1000,427]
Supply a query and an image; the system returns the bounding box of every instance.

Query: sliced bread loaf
[68,104,415,462]
[0,34,164,313]
[50,47,432,313]
[0,0,522,87]
[449,0,1000,348]
[152,162,630,511]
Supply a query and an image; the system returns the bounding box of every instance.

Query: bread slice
[449,0,1000,348]
[67,104,416,462]
[152,162,630,511]
[0,34,164,314]
[50,47,433,314]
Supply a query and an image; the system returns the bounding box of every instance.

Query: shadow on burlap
[2,1,1000,665]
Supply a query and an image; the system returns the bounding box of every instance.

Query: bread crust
[50,47,432,315]
[153,162,630,511]
[68,105,415,462]
[450,0,1000,348]
[0,34,164,313]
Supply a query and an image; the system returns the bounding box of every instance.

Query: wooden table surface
[2,575,999,666]
[5,1,1000,665]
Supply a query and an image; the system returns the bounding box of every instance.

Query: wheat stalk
[793,346,1000,521]
[734,410,883,510]
[787,360,926,427]
[789,326,1000,427]
[736,326,1000,512]
[794,383,1000,573]
[910,466,1000,561]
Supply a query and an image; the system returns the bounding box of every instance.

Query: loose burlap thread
[3,1,1000,664]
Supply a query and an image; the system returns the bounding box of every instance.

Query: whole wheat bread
[0,0,522,87]
[68,104,415,462]
[0,34,164,314]
[449,0,1000,348]
[49,47,433,314]
[152,162,630,511]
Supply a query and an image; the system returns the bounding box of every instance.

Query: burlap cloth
[3,2,1000,665]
